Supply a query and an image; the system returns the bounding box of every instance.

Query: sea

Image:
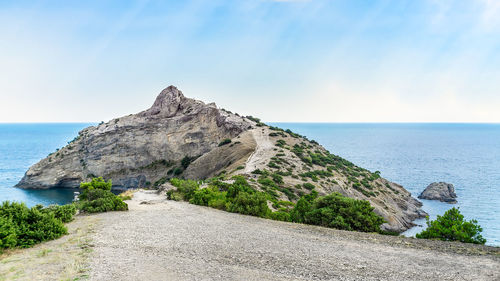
[0,123,499,246]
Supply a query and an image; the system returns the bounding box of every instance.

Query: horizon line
[1,121,500,125]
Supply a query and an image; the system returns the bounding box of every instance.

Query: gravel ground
[0,214,97,281]
[88,190,500,281]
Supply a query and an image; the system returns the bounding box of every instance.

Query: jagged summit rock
[16,86,427,232]
[418,182,457,204]
[141,86,198,118]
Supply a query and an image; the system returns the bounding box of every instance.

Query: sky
[1,0,499,123]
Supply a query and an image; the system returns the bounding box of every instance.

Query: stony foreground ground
[1,190,499,280]
[88,191,499,281]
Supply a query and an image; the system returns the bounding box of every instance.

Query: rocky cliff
[16,86,252,189]
[17,86,427,232]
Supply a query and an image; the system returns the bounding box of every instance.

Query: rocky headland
[16,86,427,232]
[418,182,457,204]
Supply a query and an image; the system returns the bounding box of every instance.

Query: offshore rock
[418,182,457,204]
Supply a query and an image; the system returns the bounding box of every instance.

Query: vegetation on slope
[262,124,398,202]
[167,176,385,233]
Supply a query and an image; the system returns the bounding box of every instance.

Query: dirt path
[244,128,274,173]
[87,190,500,281]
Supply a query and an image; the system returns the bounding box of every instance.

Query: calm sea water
[1,123,499,245]
[0,123,92,207]
[272,123,500,246]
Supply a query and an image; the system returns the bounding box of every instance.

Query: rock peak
[142,86,187,117]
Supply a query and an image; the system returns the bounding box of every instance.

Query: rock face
[418,182,457,203]
[16,85,427,232]
[16,86,252,189]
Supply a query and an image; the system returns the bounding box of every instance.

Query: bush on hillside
[416,207,486,244]
[290,197,313,223]
[168,177,272,218]
[167,177,385,234]
[78,177,128,213]
[189,187,224,208]
[302,183,315,190]
[168,178,199,201]
[227,191,270,218]
[218,139,232,147]
[302,192,385,232]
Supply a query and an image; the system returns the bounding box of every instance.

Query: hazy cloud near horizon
[1,0,499,123]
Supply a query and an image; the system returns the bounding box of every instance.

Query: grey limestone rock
[418,182,457,204]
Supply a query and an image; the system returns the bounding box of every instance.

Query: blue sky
[1,0,499,122]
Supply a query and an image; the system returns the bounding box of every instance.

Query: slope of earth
[87,191,499,281]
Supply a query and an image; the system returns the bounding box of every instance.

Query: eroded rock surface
[418,182,457,203]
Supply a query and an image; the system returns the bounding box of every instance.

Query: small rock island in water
[418,182,457,204]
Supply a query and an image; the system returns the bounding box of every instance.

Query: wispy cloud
[0,0,499,122]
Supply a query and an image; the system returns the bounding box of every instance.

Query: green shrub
[78,177,128,213]
[40,204,77,223]
[0,201,73,251]
[79,177,112,191]
[270,211,291,222]
[190,187,224,207]
[275,139,287,147]
[207,195,228,210]
[278,187,297,200]
[218,139,232,146]
[416,208,486,244]
[302,192,384,232]
[0,217,17,250]
[267,161,280,169]
[271,173,284,184]
[79,191,128,213]
[290,197,312,223]
[227,179,254,199]
[303,183,315,190]
[246,116,261,123]
[181,156,195,169]
[173,167,184,176]
[258,177,278,189]
[227,191,270,218]
[168,179,199,201]
[251,169,263,174]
